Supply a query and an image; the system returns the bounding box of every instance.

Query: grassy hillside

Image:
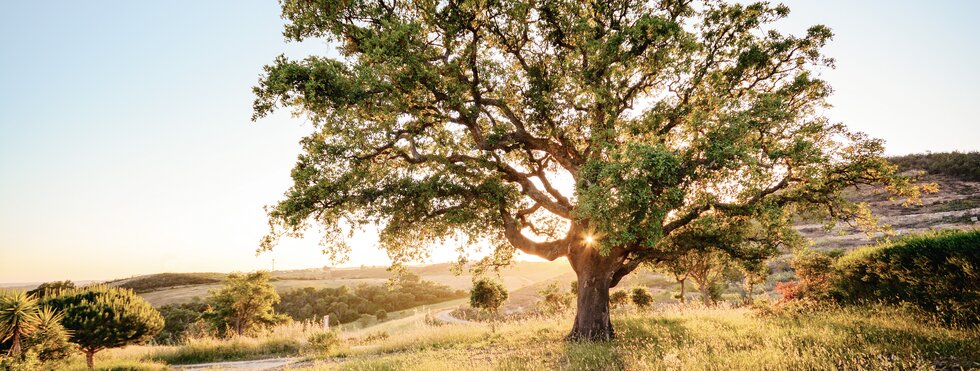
[107,272,225,293]
[796,172,980,251]
[60,305,979,370]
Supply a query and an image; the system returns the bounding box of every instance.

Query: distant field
[112,261,573,307]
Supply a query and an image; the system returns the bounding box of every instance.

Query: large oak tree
[253,0,921,340]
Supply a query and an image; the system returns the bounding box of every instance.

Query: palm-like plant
[25,306,74,362]
[0,291,41,356]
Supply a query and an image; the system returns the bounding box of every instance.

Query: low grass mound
[111,273,225,293]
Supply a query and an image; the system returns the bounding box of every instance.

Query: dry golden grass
[60,303,980,370]
[304,304,979,370]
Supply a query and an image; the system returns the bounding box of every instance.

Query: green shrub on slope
[835,230,980,324]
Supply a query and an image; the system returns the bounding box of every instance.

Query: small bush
[26,281,75,299]
[352,330,389,344]
[306,331,340,353]
[0,350,42,371]
[787,250,838,302]
[22,307,74,363]
[609,290,629,308]
[630,288,653,309]
[537,282,572,315]
[154,302,209,344]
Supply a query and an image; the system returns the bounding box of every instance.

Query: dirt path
[175,357,301,370]
[435,309,473,325]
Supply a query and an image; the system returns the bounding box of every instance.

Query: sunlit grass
[61,304,980,370]
[303,304,979,370]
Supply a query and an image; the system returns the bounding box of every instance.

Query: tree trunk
[85,350,95,369]
[566,244,625,341]
[699,282,710,306]
[10,333,21,356]
[678,278,686,304]
[745,280,754,305]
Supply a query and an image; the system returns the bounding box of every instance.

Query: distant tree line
[889,151,980,182]
[275,274,465,325]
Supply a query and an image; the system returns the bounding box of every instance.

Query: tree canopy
[206,271,287,337]
[253,0,923,340]
[42,285,163,368]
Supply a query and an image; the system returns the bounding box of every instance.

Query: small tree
[738,260,770,304]
[609,290,630,309]
[43,285,163,369]
[206,271,286,337]
[658,253,694,304]
[0,291,40,357]
[470,279,508,326]
[687,249,734,306]
[630,288,653,309]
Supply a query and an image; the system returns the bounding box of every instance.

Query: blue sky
[1,1,978,282]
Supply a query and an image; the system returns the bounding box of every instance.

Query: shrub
[22,307,73,363]
[537,282,572,315]
[609,290,629,308]
[774,281,799,301]
[630,288,653,309]
[154,302,209,344]
[0,350,42,371]
[306,330,340,353]
[835,230,980,324]
[788,250,838,302]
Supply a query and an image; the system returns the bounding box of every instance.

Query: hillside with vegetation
[795,152,980,251]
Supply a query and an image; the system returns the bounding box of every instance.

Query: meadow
[58,303,979,370]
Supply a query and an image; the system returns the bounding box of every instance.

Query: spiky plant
[23,306,73,362]
[0,291,40,356]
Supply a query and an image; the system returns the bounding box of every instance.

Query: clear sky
[1,1,978,283]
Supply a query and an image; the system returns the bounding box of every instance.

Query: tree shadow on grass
[818,319,980,364]
[615,316,691,348]
[551,317,693,370]
[561,340,625,371]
